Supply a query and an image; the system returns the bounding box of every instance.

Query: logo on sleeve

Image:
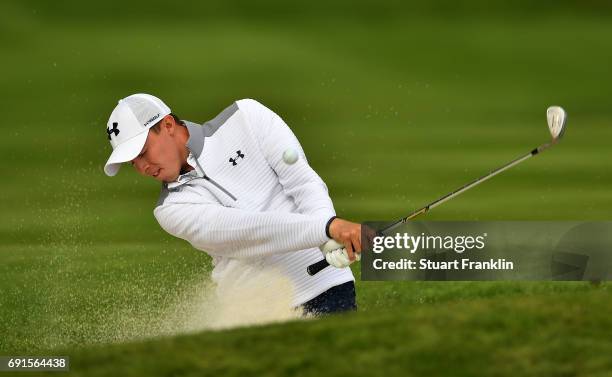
[107,122,120,140]
[229,150,245,166]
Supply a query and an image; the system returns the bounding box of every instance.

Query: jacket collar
[166,102,239,189]
[162,120,204,190]
[184,102,239,159]
[184,120,205,158]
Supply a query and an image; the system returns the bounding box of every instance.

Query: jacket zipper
[203,175,237,201]
[193,158,237,201]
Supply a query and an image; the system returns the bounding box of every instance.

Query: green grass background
[1,1,611,375]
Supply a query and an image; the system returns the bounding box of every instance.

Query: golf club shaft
[306,141,556,276]
[381,141,554,233]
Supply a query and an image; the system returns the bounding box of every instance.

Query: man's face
[130,118,183,183]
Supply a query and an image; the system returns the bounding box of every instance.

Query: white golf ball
[282,148,299,165]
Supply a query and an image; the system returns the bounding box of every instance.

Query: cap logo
[107,122,120,140]
[144,113,161,127]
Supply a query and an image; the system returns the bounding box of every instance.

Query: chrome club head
[547,106,567,141]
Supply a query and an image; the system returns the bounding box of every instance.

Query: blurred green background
[1,1,611,375]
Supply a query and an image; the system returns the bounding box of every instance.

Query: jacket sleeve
[154,201,331,259]
[237,99,336,219]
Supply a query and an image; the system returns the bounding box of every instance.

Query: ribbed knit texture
[154,99,354,306]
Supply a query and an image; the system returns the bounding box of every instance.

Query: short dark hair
[150,113,184,133]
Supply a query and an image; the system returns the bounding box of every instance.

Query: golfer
[103,93,362,315]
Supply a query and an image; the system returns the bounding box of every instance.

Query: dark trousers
[300,281,356,316]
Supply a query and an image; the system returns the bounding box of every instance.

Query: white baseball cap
[104,93,171,176]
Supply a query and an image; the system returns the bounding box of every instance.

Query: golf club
[307,106,568,276]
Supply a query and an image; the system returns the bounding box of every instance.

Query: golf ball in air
[283,149,299,164]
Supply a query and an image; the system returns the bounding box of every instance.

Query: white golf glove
[320,240,361,269]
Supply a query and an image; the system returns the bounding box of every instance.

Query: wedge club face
[547,106,567,141]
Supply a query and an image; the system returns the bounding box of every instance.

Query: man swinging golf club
[103,93,361,315]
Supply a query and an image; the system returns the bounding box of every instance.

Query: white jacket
[154,99,354,305]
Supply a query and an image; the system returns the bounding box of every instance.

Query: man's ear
[161,114,175,135]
